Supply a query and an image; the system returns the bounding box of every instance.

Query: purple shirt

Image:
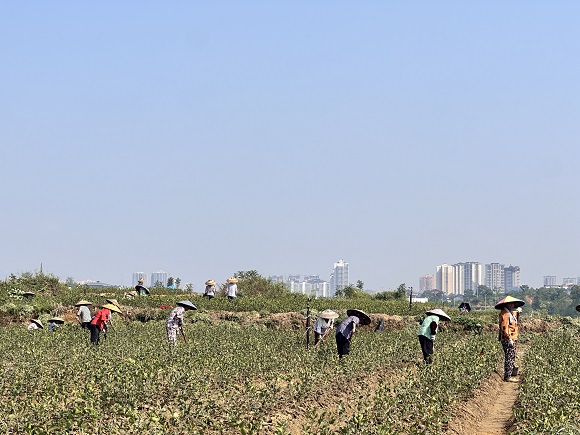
[335,316,360,339]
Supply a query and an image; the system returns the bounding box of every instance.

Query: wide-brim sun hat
[576,304,580,312]
[138,278,144,283]
[226,278,238,283]
[494,296,525,310]
[318,309,339,320]
[205,280,216,286]
[48,317,65,324]
[23,292,36,297]
[426,308,451,321]
[102,304,122,314]
[346,309,371,325]
[176,300,197,310]
[75,300,92,307]
[31,319,43,328]
[106,298,121,308]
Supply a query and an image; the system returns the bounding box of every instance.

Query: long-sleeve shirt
[166,306,186,328]
[77,306,92,323]
[204,285,216,296]
[227,283,238,298]
[90,308,111,331]
[418,315,440,340]
[499,308,518,341]
[314,317,334,335]
[335,316,360,340]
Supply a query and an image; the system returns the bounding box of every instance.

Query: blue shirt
[418,315,439,340]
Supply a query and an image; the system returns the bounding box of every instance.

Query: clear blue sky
[1,2,579,291]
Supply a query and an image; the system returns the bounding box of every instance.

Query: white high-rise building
[150,270,168,287]
[543,276,557,287]
[504,266,521,292]
[132,272,147,287]
[330,259,349,296]
[455,262,483,295]
[485,263,505,293]
[436,264,455,295]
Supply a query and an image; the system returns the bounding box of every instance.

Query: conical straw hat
[318,309,339,320]
[103,304,122,314]
[494,295,525,310]
[75,300,92,306]
[48,317,65,324]
[426,308,451,321]
[205,280,216,286]
[106,299,120,308]
[176,300,197,310]
[576,304,580,312]
[226,278,238,283]
[31,319,43,328]
[346,309,371,325]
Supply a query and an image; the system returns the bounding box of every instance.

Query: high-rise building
[419,274,436,292]
[504,265,521,292]
[543,276,557,287]
[150,270,168,287]
[485,263,505,293]
[456,262,483,295]
[436,264,455,295]
[269,275,284,283]
[330,259,349,296]
[563,277,577,285]
[132,272,147,287]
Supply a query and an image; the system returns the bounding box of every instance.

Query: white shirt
[227,283,238,297]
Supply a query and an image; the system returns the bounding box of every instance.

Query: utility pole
[409,286,413,310]
[305,297,311,349]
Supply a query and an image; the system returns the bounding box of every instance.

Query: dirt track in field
[447,345,527,435]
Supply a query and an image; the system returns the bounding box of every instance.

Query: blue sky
[1,2,579,291]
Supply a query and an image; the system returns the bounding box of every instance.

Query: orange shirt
[498,309,518,341]
[90,308,111,331]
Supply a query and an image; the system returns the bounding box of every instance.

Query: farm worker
[90,304,121,344]
[204,280,217,300]
[166,300,197,346]
[135,278,150,296]
[226,278,238,300]
[27,319,43,330]
[335,309,371,359]
[75,300,93,329]
[495,296,525,382]
[314,310,338,345]
[417,308,451,364]
[48,317,65,331]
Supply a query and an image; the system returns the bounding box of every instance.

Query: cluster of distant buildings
[132,271,169,287]
[270,259,350,298]
[419,262,521,296]
[542,276,580,289]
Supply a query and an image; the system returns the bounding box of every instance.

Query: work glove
[431,334,436,341]
[508,339,514,346]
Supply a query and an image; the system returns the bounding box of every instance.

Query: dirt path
[447,345,527,435]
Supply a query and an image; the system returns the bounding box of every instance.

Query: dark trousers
[418,335,434,363]
[336,333,350,358]
[80,322,91,329]
[90,324,101,344]
[501,339,516,380]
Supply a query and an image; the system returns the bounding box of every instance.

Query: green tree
[167,277,174,288]
[394,283,407,299]
[175,278,181,289]
[356,280,364,290]
[232,270,289,298]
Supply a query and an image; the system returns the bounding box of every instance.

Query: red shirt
[90,308,111,331]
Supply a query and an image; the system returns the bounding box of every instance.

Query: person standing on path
[166,300,197,347]
[226,278,238,300]
[204,280,217,300]
[417,308,451,364]
[75,300,93,329]
[495,296,525,382]
[335,309,371,359]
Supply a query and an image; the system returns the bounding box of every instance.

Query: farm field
[1,317,502,434]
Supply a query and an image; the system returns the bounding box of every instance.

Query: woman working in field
[204,280,217,300]
[335,309,371,359]
[495,296,525,382]
[417,308,451,364]
[313,310,338,345]
[166,300,197,347]
[90,304,121,344]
